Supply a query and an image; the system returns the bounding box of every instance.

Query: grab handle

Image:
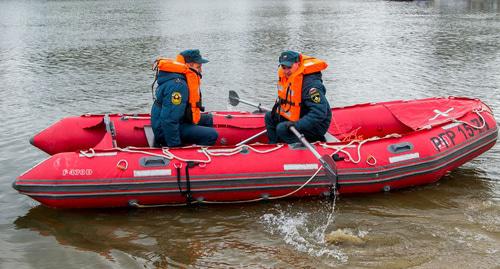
[387,142,413,154]
[139,156,170,167]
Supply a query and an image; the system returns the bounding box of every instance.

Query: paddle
[228,90,339,192]
[228,90,269,112]
[288,125,338,192]
[229,90,269,145]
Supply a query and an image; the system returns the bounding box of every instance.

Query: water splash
[314,194,338,244]
[259,203,347,262]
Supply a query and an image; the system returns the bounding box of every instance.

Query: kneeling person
[265,51,332,144]
[151,49,218,147]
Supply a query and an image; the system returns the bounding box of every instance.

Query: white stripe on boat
[79,152,118,157]
[389,153,420,163]
[133,169,172,177]
[284,164,319,170]
[442,122,461,130]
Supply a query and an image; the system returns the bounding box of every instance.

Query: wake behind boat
[14,96,498,208]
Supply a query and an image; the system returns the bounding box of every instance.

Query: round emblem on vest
[171,92,182,105]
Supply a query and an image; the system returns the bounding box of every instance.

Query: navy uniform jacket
[151,71,191,147]
[294,72,332,136]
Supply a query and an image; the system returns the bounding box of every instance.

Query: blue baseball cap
[279,50,300,67]
[180,49,209,64]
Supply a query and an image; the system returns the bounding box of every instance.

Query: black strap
[176,166,183,193]
[151,63,159,101]
[282,86,292,113]
[175,162,195,204]
[184,163,193,204]
[188,67,202,79]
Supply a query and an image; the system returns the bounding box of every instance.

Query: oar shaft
[289,126,322,159]
[228,92,270,112]
[238,99,265,110]
[236,129,267,146]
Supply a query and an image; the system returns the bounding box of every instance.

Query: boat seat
[324,132,340,142]
[144,125,155,147]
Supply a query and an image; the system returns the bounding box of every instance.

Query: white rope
[82,143,284,165]
[79,148,96,158]
[202,146,246,156]
[78,143,326,207]
[203,144,284,156]
[162,147,212,164]
[247,144,285,154]
[321,133,401,164]
[451,108,487,129]
[116,159,129,170]
[116,147,170,158]
[202,166,323,204]
[130,165,324,207]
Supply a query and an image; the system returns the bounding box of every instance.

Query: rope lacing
[320,133,402,164]
[80,144,284,165]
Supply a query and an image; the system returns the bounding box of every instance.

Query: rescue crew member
[265,51,332,144]
[151,49,218,147]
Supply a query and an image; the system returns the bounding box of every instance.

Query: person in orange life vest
[265,51,332,144]
[151,49,218,147]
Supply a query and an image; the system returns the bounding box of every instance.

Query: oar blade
[228,90,240,106]
[320,154,338,187]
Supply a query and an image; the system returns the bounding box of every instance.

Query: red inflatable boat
[30,111,269,155]
[14,97,498,209]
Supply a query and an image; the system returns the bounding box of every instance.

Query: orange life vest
[154,55,202,124]
[276,55,328,121]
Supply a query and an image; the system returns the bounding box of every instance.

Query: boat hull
[15,101,498,208]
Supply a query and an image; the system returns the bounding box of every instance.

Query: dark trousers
[264,111,324,144]
[180,114,218,146]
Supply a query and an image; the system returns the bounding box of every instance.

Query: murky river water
[1,0,499,268]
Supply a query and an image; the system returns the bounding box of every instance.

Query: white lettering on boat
[284,164,319,171]
[62,169,94,176]
[133,169,172,177]
[389,153,420,163]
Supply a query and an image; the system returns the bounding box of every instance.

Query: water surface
[1,0,499,268]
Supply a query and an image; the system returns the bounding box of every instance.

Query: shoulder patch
[309,88,321,103]
[171,92,182,105]
[309,88,319,95]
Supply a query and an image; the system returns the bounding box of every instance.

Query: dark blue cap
[180,49,209,64]
[279,50,300,67]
